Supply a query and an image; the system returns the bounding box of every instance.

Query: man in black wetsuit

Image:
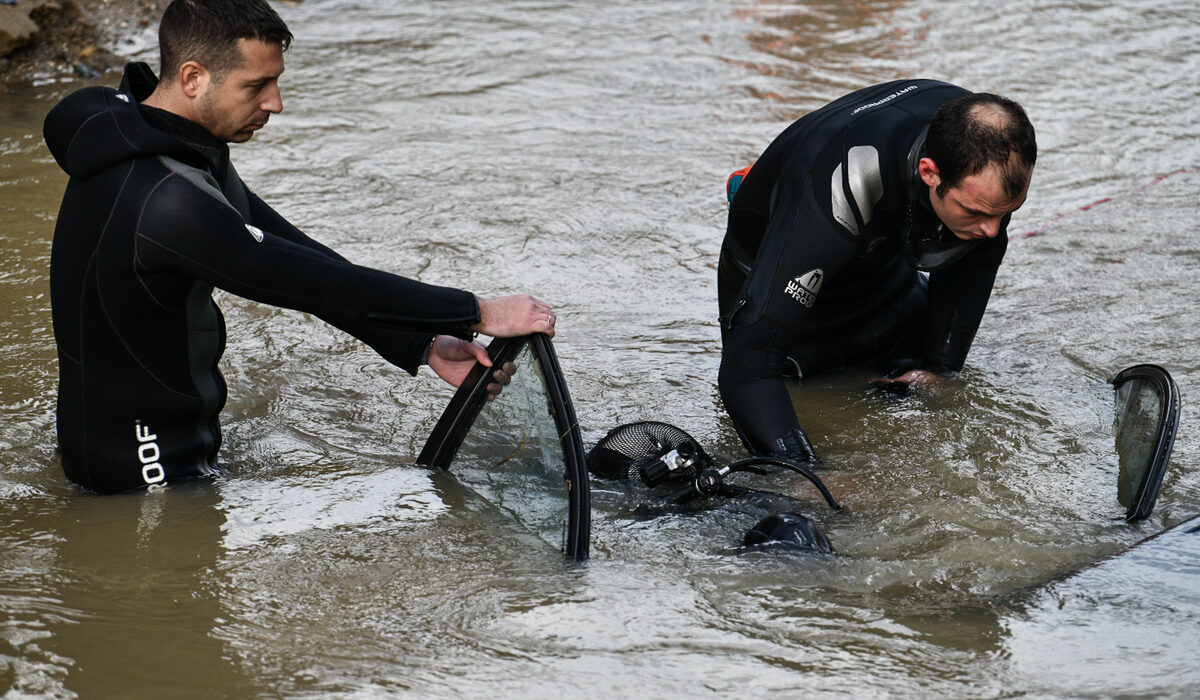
[719,80,1036,459]
[44,0,558,494]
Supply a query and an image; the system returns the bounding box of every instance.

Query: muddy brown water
[2,0,1198,696]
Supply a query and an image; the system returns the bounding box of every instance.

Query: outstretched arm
[246,190,349,262]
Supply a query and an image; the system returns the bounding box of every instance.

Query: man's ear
[178,61,210,98]
[918,157,941,189]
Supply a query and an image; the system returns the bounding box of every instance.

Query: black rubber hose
[724,456,841,510]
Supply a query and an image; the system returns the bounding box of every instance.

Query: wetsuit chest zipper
[720,298,748,331]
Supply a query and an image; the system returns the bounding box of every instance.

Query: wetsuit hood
[901,128,983,272]
[43,62,208,179]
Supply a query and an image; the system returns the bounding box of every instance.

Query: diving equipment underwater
[744,512,834,554]
[586,421,841,552]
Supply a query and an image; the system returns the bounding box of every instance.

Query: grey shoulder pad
[830,145,883,237]
[157,155,245,221]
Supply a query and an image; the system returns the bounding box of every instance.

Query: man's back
[46,74,235,492]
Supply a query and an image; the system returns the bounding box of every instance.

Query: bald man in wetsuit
[44,0,557,493]
[719,80,1037,459]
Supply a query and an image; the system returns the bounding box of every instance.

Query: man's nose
[980,216,1002,238]
[262,85,283,114]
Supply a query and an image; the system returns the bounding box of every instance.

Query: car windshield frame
[418,333,590,561]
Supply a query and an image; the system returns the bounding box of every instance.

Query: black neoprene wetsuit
[718,79,1009,457]
[44,63,481,494]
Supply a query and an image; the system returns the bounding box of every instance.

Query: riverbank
[0,0,161,88]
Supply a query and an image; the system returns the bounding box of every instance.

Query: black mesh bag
[586,421,712,485]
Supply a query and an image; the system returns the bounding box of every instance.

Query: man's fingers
[484,361,520,401]
[536,308,557,337]
[466,340,492,367]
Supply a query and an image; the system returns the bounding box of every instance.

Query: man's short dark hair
[158,0,293,83]
[926,93,1037,198]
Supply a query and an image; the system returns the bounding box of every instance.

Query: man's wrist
[420,335,437,365]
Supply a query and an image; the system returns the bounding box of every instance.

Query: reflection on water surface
[2,0,1198,696]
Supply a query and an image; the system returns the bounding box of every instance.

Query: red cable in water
[1015,166,1199,239]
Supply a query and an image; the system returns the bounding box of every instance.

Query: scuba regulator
[586,421,840,552]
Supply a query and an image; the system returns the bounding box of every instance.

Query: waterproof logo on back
[785,268,824,307]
